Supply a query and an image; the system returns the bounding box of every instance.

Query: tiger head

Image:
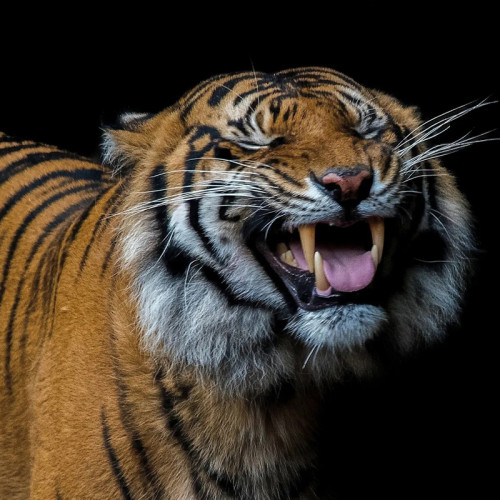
[104,67,475,394]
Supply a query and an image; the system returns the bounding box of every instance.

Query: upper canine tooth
[368,217,384,264]
[298,224,316,272]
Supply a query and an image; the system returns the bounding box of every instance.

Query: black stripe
[256,176,312,203]
[227,118,248,136]
[0,182,101,306]
[198,264,270,308]
[78,184,127,276]
[154,372,198,458]
[375,165,402,198]
[181,74,229,121]
[270,98,282,122]
[154,371,221,499]
[208,76,248,107]
[299,89,338,101]
[0,150,99,185]
[273,168,302,188]
[235,88,280,109]
[394,124,409,145]
[188,198,220,259]
[0,143,42,158]
[101,408,134,500]
[0,168,103,221]
[111,335,162,499]
[59,192,104,268]
[160,244,192,276]
[219,194,242,222]
[24,247,50,337]
[380,153,393,178]
[277,67,365,92]
[248,246,297,315]
[101,235,117,277]
[183,126,221,194]
[159,238,271,309]
[46,194,107,336]
[181,72,257,123]
[4,198,94,394]
[206,470,237,497]
[337,89,364,107]
[100,177,132,277]
[246,92,270,116]
[25,224,64,338]
[150,164,169,246]
[154,370,311,499]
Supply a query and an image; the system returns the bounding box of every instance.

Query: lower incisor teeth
[369,217,384,264]
[314,251,329,291]
[285,250,294,266]
[281,250,297,267]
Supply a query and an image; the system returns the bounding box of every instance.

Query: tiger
[0,66,476,499]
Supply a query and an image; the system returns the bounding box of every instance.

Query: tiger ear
[101,111,157,171]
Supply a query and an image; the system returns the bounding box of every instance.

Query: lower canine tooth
[314,251,330,291]
[371,245,379,267]
[368,217,384,264]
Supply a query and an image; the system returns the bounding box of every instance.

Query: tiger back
[0,68,475,499]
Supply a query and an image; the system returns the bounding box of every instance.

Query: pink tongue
[289,242,376,293]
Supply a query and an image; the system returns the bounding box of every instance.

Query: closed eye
[234,141,268,151]
[353,113,389,141]
[233,136,286,151]
[362,128,385,140]
[352,125,386,141]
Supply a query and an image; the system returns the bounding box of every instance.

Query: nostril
[311,167,373,205]
[321,176,343,201]
[322,172,344,190]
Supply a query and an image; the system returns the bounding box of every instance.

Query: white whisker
[302,345,320,369]
[183,260,201,308]
[395,99,494,153]
[402,129,497,170]
[156,229,176,264]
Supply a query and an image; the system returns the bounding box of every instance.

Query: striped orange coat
[0,67,475,499]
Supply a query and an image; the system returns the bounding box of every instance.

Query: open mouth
[255,218,385,310]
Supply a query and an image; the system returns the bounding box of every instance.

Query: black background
[1,12,498,499]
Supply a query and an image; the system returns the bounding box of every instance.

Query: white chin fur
[288,304,388,351]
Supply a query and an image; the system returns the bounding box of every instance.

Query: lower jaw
[255,240,379,311]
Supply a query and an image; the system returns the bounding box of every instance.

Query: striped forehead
[179,67,387,128]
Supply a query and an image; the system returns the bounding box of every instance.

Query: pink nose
[322,168,372,203]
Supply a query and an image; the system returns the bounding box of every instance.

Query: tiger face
[105,67,474,393]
